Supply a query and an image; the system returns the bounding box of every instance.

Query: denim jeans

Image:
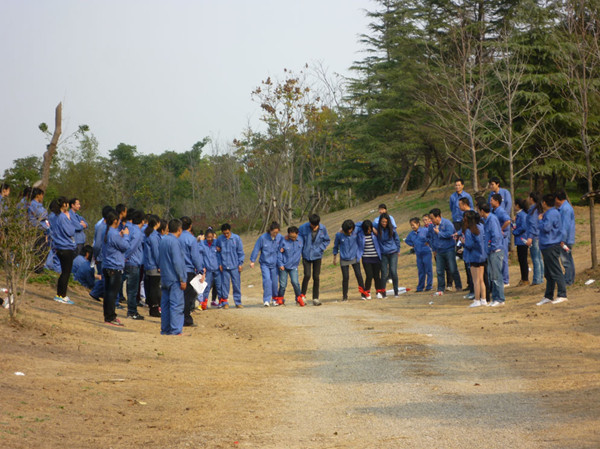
[381,252,399,295]
[123,265,141,316]
[278,267,301,299]
[487,250,505,302]
[103,268,122,322]
[542,244,567,299]
[435,249,462,292]
[90,261,104,299]
[530,239,544,285]
[560,247,575,286]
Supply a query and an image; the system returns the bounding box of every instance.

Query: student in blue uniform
[123,210,145,320]
[429,208,462,295]
[458,197,476,299]
[461,210,487,307]
[143,215,162,317]
[404,217,433,292]
[357,220,384,299]
[198,227,221,310]
[298,214,330,306]
[479,203,505,306]
[89,206,114,301]
[525,192,544,285]
[491,194,511,286]
[250,222,283,307]
[373,204,397,229]
[73,245,98,289]
[555,190,576,286]
[28,188,49,273]
[333,219,366,301]
[449,179,473,231]
[488,176,512,215]
[159,219,187,335]
[277,226,305,306]
[216,223,245,309]
[513,199,529,286]
[102,210,130,326]
[52,197,77,304]
[179,216,205,323]
[536,194,568,305]
[377,213,401,297]
[69,198,88,255]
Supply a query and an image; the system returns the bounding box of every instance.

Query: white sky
[0,0,373,175]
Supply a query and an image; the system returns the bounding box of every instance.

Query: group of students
[403,177,575,307]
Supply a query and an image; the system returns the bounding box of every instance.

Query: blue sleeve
[438,221,455,239]
[71,214,84,232]
[405,231,416,247]
[277,241,284,267]
[321,227,331,252]
[250,235,262,263]
[173,241,187,282]
[333,233,341,256]
[393,230,401,250]
[236,235,245,265]
[191,240,203,272]
[124,228,143,259]
[152,235,160,266]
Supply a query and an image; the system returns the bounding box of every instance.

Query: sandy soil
[1,189,599,448]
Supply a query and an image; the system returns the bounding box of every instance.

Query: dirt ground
[1,190,599,448]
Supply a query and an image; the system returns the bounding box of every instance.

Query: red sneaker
[200,300,207,311]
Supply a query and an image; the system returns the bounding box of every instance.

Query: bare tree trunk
[582,130,598,268]
[40,102,62,190]
[398,156,418,195]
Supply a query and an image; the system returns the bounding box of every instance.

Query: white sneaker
[536,297,552,306]
[480,299,488,306]
[468,300,482,308]
[552,297,568,304]
[446,286,454,292]
[366,294,372,300]
[376,293,383,299]
[490,300,505,307]
[263,302,270,307]
[463,293,475,299]
[504,284,510,288]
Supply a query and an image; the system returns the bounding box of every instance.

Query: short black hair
[0,182,10,190]
[308,214,320,226]
[116,203,127,215]
[180,216,192,231]
[269,221,280,232]
[361,220,373,234]
[31,187,44,198]
[102,205,115,220]
[221,223,231,232]
[455,178,465,185]
[543,193,556,207]
[489,176,501,185]
[378,203,387,210]
[341,219,355,233]
[475,196,487,209]
[132,210,145,225]
[288,226,299,234]
[429,208,441,218]
[479,203,491,214]
[459,197,471,206]
[409,217,420,225]
[69,198,79,208]
[125,208,137,221]
[491,193,503,204]
[82,245,93,259]
[555,190,567,201]
[515,198,527,211]
[57,196,69,208]
[168,219,182,233]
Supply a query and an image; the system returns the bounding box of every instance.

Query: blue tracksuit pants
[202,269,221,302]
[161,282,184,335]
[260,264,278,303]
[220,268,242,306]
[416,252,433,291]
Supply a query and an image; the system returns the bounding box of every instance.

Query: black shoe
[183,322,197,327]
[149,311,161,318]
[89,293,101,302]
[127,313,145,320]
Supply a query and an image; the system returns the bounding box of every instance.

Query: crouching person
[73,245,100,289]
[159,219,187,335]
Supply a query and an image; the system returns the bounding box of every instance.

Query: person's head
[168,218,183,237]
[116,203,127,220]
[221,223,232,239]
[463,210,481,235]
[515,198,527,212]
[491,193,503,209]
[555,189,567,206]
[145,215,160,237]
[377,213,393,237]
[1,182,10,197]
[57,196,69,213]
[82,245,94,261]
[429,208,442,225]
[287,225,299,241]
[268,221,280,238]
[102,205,115,220]
[132,210,144,225]
[422,214,431,227]
[475,196,487,210]
[409,217,420,232]
[479,203,491,218]
[49,199,61,215]
[105,210,120,228]
[69,198,81,211]
[125,208,137,222]
[180,216,192,232]
[454,179,465,193]
[31,187,44,202]
[489,176,501,192]
[528,191,540,207]
[341,219,355,235]
[308,214,320,231]
[458,197,470,212]
[21,186,32,200]
[542,193,555,210]
[159,219,168,235]
[378,203,388,215]
[361,219,373,235]
[204,227,215,242]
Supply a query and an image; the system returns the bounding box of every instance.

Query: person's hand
[250,262,255,269]
[219,265,223,272]
[526,238,532,247]
[180,282,187,291]
[538,213,544,220]
[333,256,337,266]
[200,274,206,283]
[121,227,130,236]
[280,266,285,271]
[434,226,440,234]
[238,265,243,273]
[81,220,87,228]
[94,274,102,280]
[216,247,221,252]
[280,248,284,253]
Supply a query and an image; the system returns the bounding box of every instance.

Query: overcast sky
[0,0,372,176]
